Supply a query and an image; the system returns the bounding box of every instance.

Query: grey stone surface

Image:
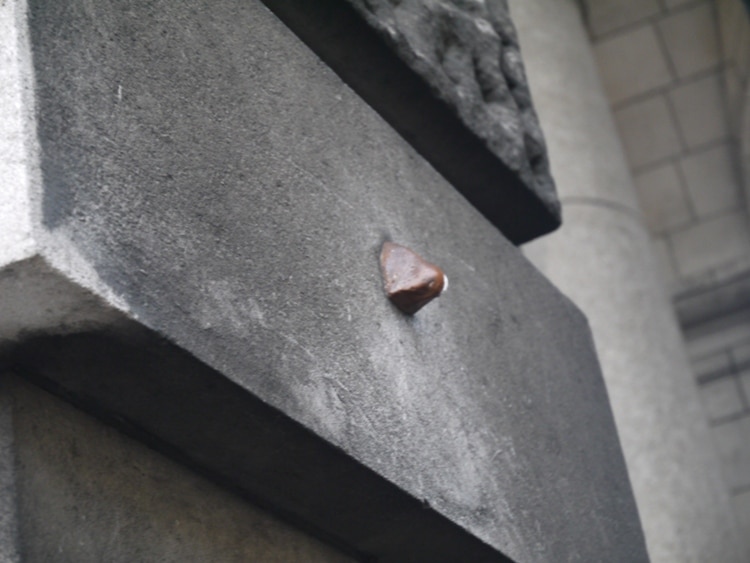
[0,0,644,560]
[0,379,20,563]
[7,374,354,563]
[345,0,558,220]
[257,0,560,243]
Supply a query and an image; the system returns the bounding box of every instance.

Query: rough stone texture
[258,0,560,244]
[7,374,354,563]
[0,0,645,560]
[0,379,20,563]
[345,0,558,220]
[514,0,747,560]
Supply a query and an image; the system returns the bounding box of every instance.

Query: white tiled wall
[585,0,661,37]
[679,143,740,216]
[659,2,721,77]
[634,163,693,232]
[586,0,748,293]
[581,0,750,285]
[670,74,728,148]
[583,0,750,538]
[595,26,672,104]
[719,0,750,123]
[614,96,683,168]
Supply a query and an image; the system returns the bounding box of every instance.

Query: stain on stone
[380,242,446,314]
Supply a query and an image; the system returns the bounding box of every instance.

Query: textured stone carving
[345,0,557,220]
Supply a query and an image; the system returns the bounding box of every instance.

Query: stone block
[659,2,721,78]
[670,73,729,149]
[717,0,745,64]
[680,144,741,218]
[614,95,683,169]
[594,24,672,104]
[583,0,661,37]
[0,0,646,560]
[726,66,744,124]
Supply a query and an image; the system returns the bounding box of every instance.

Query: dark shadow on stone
[6,326,513,563]
[256,0,560,244]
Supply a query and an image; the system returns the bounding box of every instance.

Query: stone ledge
[0,255,509,561]
[259,0,560,244]
[0,0,643,559]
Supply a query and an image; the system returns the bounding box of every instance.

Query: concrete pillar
[508,0,747,561]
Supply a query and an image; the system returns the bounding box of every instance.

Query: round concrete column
[508,0,746,561]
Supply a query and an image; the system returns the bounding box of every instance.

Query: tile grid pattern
[584,0,750,536]
[589,0,750,290]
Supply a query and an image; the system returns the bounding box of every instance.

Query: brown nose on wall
[379,242,446,315]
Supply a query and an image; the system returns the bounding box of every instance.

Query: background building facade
[517,0,750,558]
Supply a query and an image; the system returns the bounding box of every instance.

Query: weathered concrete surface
[0,0,646,560]
[257,0,559,244]
[344,0,558,223]
[7,375,354,563]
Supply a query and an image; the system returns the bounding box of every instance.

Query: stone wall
[585,0,748,294]
[581,0,750,545]
[3,374,355,563]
